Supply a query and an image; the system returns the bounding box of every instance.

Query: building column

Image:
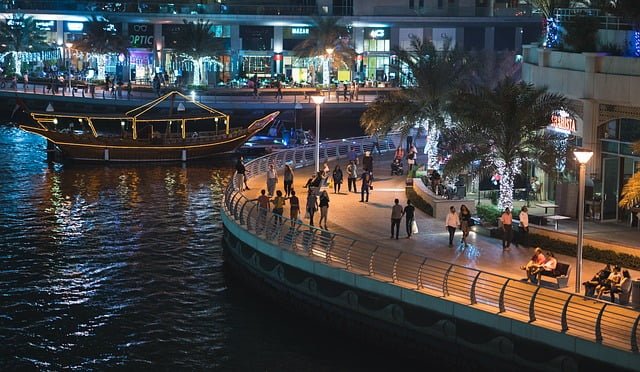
[153,24,163,72]
[484,26,495,51]
[515,27,523,54]
[581,99,600,177]
[230,25,241,79]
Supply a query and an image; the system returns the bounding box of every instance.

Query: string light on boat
[53,118,58,125]
[190,90,196,102]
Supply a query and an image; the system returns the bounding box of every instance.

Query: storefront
[128,23,155,84]
[363,27,390,84]
[240,26,273,80]
[282,26,309,83]
[599,118,640,221]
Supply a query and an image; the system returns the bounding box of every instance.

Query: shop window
[620,118,640,142]
[599,120,618,139]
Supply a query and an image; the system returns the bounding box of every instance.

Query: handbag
[411,220,419,234]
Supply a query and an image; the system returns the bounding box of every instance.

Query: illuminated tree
[0,13,50,76]
[73,16,128,80]
[620,142,640,209]
[292,16,355,86]
[360,36,468,169]
[446,78,569,210]
[173,19,226,86]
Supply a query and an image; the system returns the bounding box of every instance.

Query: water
[0,126,433,371]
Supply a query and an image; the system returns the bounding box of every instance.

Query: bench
[539,262,571,288]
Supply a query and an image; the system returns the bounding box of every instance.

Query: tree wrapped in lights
[73,16,128,81]
[173,19,226,87]
[0,13,50,76]
[446,78,569,210]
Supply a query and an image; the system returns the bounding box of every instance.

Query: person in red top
[520,247,546,284]
[255,189,270,233]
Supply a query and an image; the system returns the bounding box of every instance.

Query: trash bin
[632,280,640,306]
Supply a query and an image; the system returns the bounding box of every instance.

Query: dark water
[0,126,430,371]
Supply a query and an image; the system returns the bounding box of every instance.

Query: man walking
[403,200,416,238]
[445,206,460,246]
[390,199,403,239]
[501,207,513,250]
[518,206,529,247]
[346,160,358,193]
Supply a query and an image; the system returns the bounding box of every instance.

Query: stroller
[390,158,404,176]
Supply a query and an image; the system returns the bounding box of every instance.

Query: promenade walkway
[243,150,640,295]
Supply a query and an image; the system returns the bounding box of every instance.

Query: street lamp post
[574,149,593,293]
[311,95,325,173]
[65,42,73,92]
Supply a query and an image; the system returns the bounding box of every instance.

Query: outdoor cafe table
[546,215,571,230]
[536,203,560,214]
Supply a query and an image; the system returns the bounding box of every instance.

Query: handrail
[222,134,640,354]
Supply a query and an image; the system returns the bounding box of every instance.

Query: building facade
[1,0,540,85]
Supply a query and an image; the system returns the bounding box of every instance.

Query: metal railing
[222,135,640,353]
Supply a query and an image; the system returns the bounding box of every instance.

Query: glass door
[602,157,619,221]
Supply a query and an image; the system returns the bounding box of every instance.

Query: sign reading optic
[291,27,309,35]
[550,112,577,133]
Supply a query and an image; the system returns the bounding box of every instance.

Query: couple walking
[390,199,416,239]
[445,205,472,246]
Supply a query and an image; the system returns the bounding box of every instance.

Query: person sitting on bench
[596,265,622,300]
[583,264,611,297]
[539,252,558,276]
[610,269,632,303]
[520,247,546,284]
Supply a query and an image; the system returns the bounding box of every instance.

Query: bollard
[102,91,105,99]
[82,89,85,98]
[33,85,36,94]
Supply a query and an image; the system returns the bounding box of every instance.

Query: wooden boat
[18,91,279,162]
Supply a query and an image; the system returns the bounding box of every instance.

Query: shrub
[406,187,433,216]
[476,204,501,225]
[562,15,600,53]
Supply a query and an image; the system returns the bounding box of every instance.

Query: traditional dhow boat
[18,91,279,162]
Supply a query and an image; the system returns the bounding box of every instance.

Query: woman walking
[305,189,318,226]
[360,171,372,203]
[459,204,471,245]
[288,189,300,225]
[271,190,286,226]
[332,164,343,194]
[500,207,513,251]
[318,190,330,230]
[283,164,294,197]
[266,163,278,197]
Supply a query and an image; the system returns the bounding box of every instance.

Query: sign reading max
[129,24,154,48]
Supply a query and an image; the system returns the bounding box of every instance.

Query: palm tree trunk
[497,160,519,210]
[425,125,440,170]
[13,51,21,76]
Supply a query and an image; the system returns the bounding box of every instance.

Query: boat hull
[20,126,257,162]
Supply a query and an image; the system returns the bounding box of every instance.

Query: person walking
[501,207,513,250]
[360,171,372,202]
[318,190,330,230]
[275,80,283,101]
[362,151,373,172]
[347,146,358,165]
[332,164,343,194]
[390,198,403,239]
[271,190,286,226]
[288,189,300,225]
[518,206,529,247]
[322,161,330,186]
[445,206,460,246]
[305,188,318,226]
[283,164,294,197]
[346,160,358,193]
[235,156,249,191]
[459,204,472,245]
[402,200,416,238]
[255,189,270,234]
[266,164,278,196]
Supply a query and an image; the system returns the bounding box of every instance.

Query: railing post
[443,264,454,297]
[470,271,482,305]
[246,204,258,231]
[595,303,608,343]
[417,257,428,289]
[392,252,402,283]
[529,286,542,322]
[631,314,640,352]
[498,279,510,313]
[561,294,574,332]
[325,234,336,263]
[368,246,378,276]
[346,240,356,270]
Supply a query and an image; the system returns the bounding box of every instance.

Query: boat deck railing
[222,135,640,355]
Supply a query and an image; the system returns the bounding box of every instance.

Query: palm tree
[619,142,640,209]
[292,16,355,86]
[360,37,468,169]
[446,78,570,210]
[73,16,128,80]
[0,13,50,76]
[172,19,226,86]
[525,0,573,47]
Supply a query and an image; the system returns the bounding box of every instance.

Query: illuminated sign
[36,20,56,31]
[65,22,84,32]
[129,23,154,47]
[365,28,389,39]
[291,27,309,35]
[550,112,577,133]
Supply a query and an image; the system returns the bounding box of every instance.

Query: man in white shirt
[518,206,529,247]
[445,206,460,246]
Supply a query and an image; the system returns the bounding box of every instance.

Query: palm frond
[620,172,640,209]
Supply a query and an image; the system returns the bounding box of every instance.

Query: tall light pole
[65,42,73,92]
[311,95,325,173]
[574,149,593,293]
[323,47,334,89]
